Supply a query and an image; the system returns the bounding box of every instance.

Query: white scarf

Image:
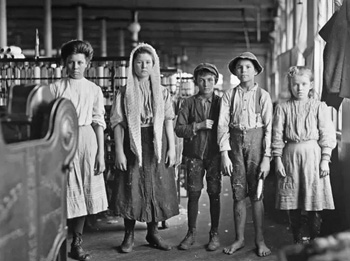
[125,43,164,166]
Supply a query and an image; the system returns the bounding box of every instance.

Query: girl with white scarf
[110,43,179,253]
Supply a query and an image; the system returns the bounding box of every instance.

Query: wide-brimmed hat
[228,52,263,75]
[193,63,219,83]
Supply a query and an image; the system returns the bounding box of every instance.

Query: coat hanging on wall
[319,0,350,110]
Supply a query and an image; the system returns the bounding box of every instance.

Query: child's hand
[202,119,214,129]
[165,148,176,167]
[259,156,271,179]
[275,157,286,178]
[221,151,233,176]
[115,151,127,171]
[320,159,330,177]
[94,153,106,175]
[196,119,214,130]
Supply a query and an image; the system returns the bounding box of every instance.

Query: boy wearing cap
[218,52,273,257]
[175,63,222,251]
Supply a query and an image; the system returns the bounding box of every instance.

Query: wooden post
[44,0,52,57]
[0,0,7,48]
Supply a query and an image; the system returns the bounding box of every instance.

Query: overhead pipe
[256,5,261,43]
[241,9,250,50]
[35,28,40,58]
[294,0,299,46]
[117,28,125,56]
[76,5,83,40]
[100,18,107,57]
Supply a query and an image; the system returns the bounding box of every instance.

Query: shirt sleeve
[49,82,59,98]
[110,90,127,129]
[163,88,175,121]
[92,87,106,130]
[260,90,273,157]
[217,88,232,151]
[271,103,286,157]
[317,102,337,156]
[174,97,196,138]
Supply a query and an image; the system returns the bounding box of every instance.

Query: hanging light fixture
[128,10,141,47]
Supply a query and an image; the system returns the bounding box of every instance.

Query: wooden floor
[66,174,296,261]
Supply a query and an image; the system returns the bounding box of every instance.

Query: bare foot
[256,241,271,257]
[223,240,245,255]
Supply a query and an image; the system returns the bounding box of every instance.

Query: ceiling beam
[7,4,276,11]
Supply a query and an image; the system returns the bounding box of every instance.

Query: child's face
[234,59,257,83]
[289,74,313,101]
[65,53,88,79]
[196,72,216,96]
[133,53,154,80]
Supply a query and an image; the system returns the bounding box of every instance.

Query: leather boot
[308,211,322,240]
[289,210,303,244]
[292,229,303,244]
[178,229,196,250]
[207,231,220,251]
[146,222,172,251]
[70,233,91,260]
[120,219,135,253]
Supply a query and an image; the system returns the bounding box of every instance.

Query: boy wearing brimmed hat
[175,63,222,251]
[218,52,273,257]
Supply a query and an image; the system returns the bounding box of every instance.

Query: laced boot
[120,219,135,253]
[70,233,91,260]
[207,230,220,251]
[292,228,303,244]
[308,211,322,241]
[146,222,172,251]
[178,229,196,250]
[289,210,303,244]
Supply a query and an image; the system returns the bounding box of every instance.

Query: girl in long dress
[50,40,108,260]
[110,43,179,253]
[272,66,336,244]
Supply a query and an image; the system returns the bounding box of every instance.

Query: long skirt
[275,140,334,211]
[67,125,108,218]
[111,126,179,222]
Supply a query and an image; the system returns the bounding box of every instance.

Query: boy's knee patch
[231,183,246,201]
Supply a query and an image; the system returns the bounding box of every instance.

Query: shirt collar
[195,93,213,103]
[238,82,258,92]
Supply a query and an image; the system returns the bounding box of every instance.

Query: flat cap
[193,63,219,83]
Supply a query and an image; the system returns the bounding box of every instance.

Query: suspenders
[255,87,262,114]
[230,86,262,127]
